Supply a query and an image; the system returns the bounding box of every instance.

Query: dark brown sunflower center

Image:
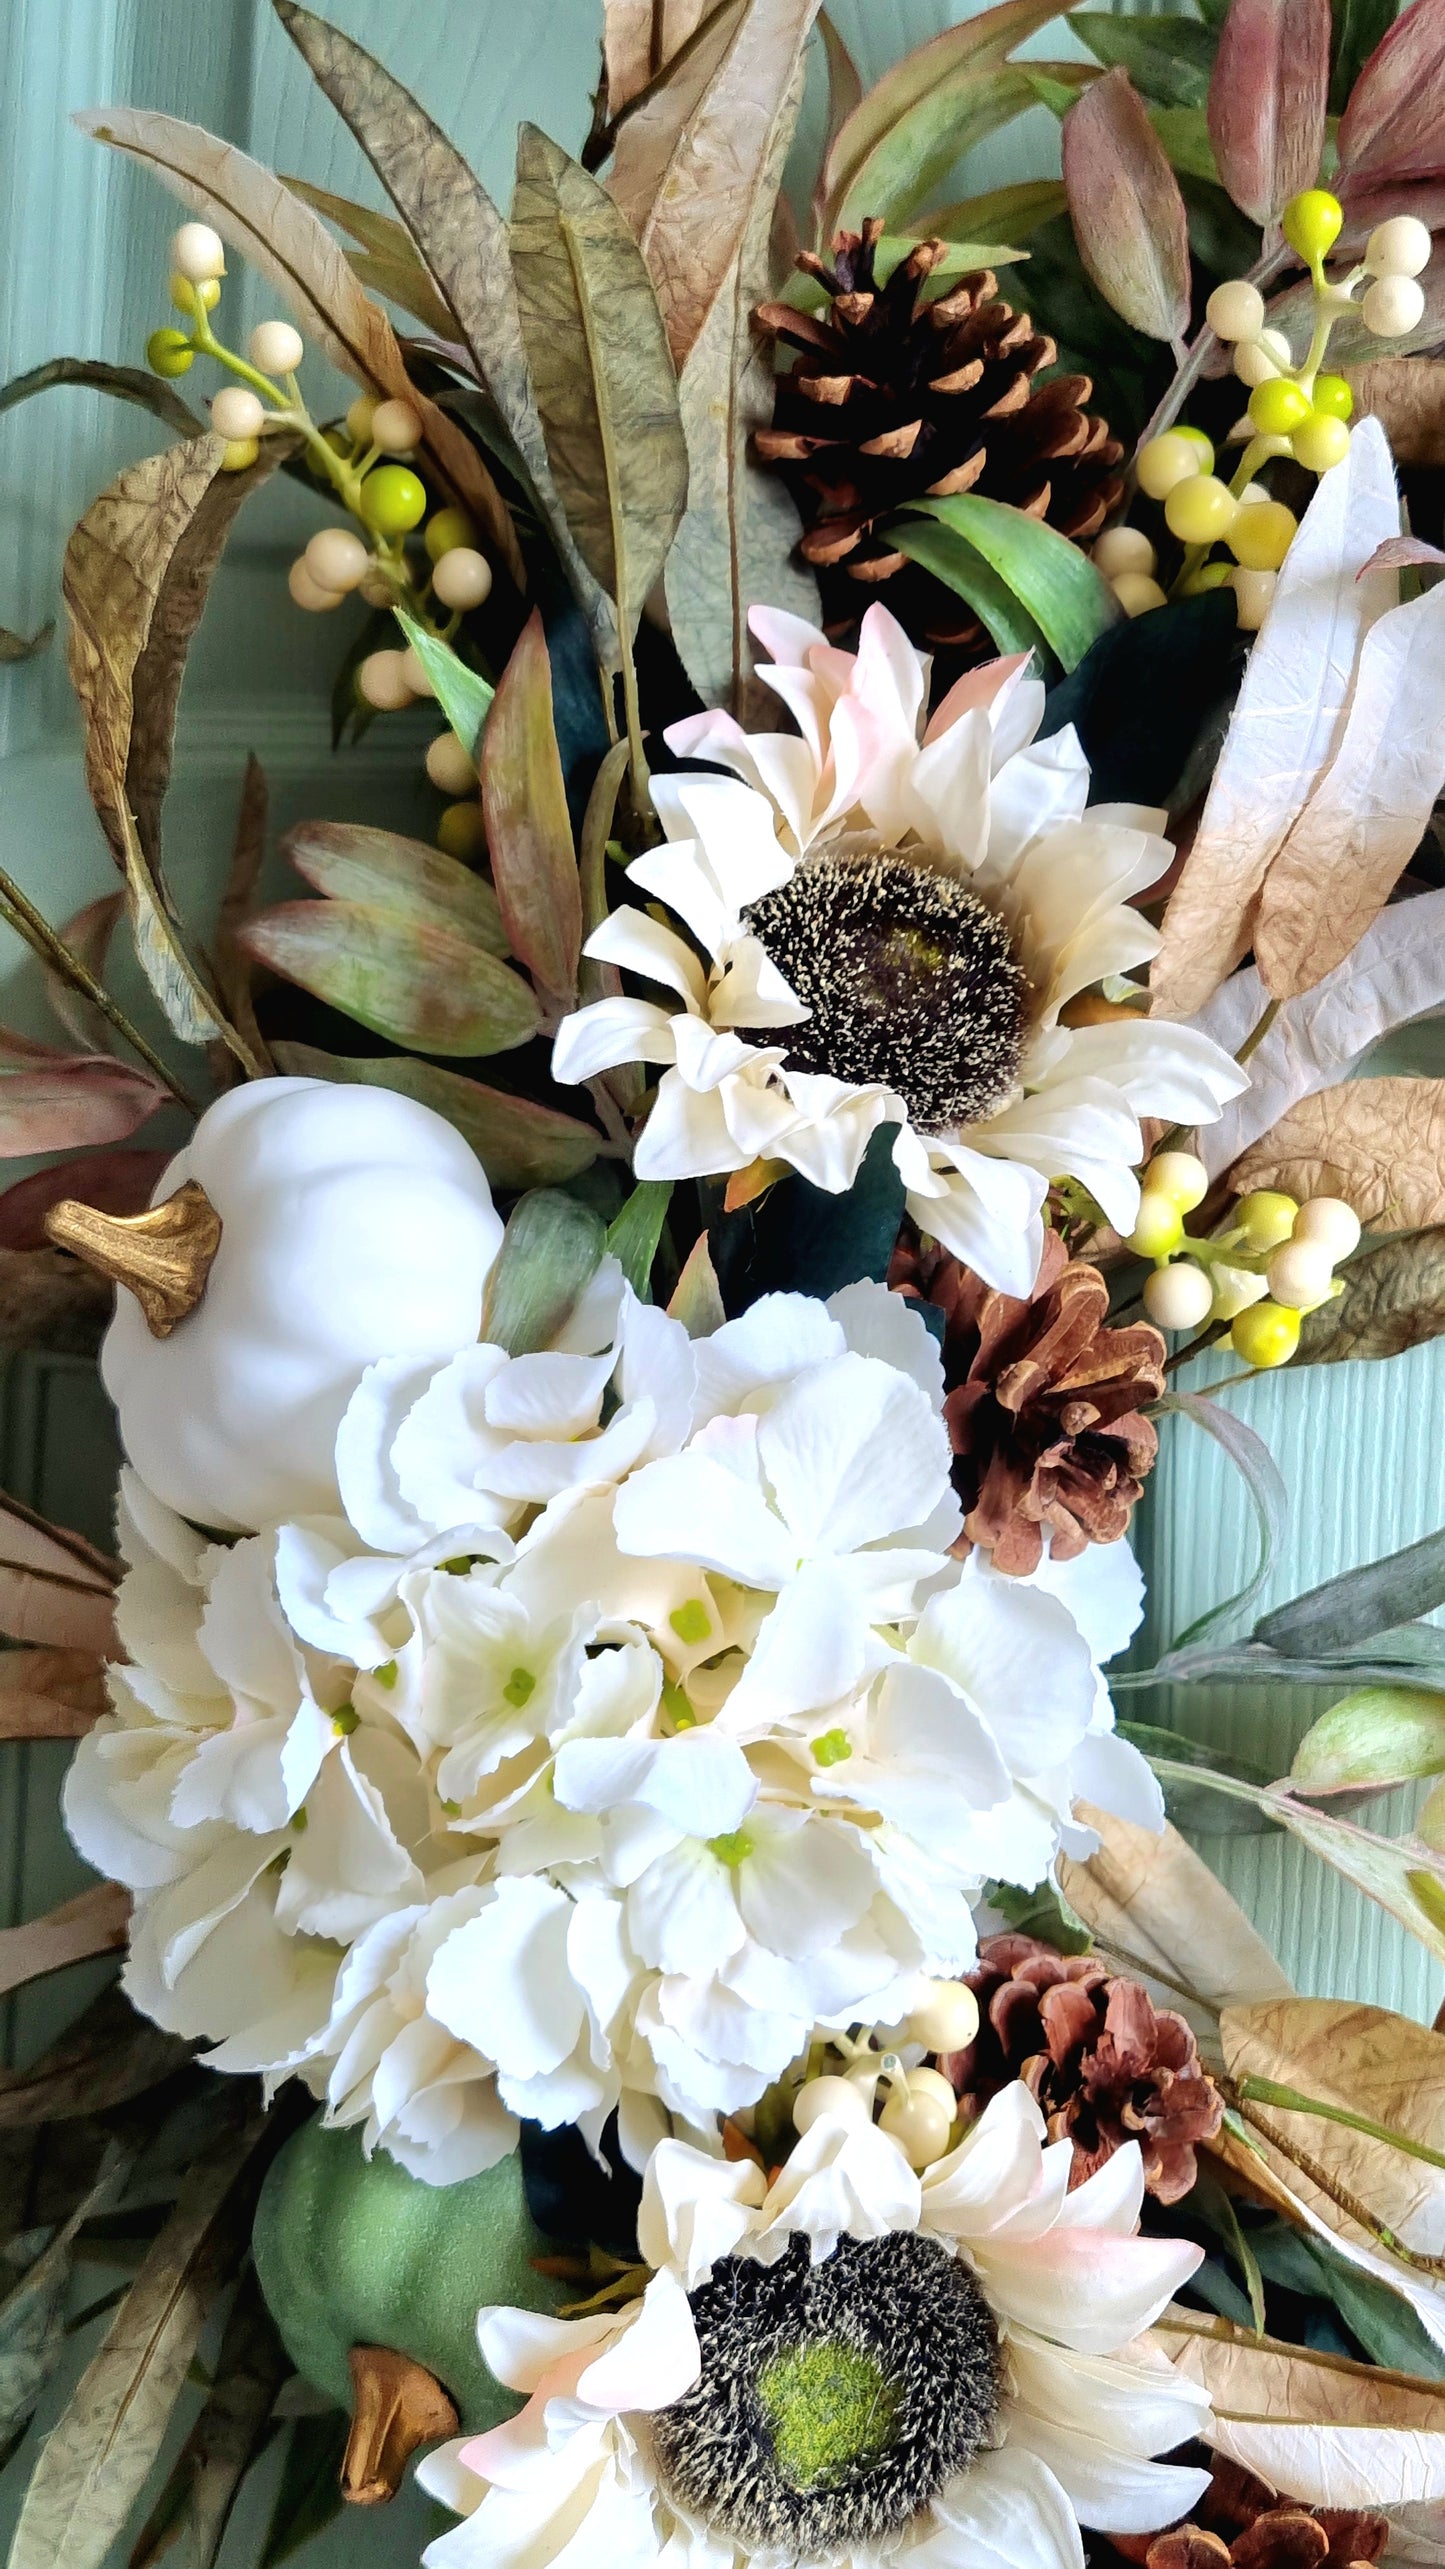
[649,2229,1002,2552]
[744,849,1030,1132]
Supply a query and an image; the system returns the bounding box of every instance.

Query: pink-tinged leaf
[45,892,126,1056]
[479,611,582,1009]
[1338,0,1445,181]
[238,902,541,1059]
[0,1647,109,1739]
[0,1059,169,1157]
[281,819,507,953]
[1207,0,1330,225]
[0,1492,118,1653]
[1062,69,1191,343]
[0,1884,130,2001]
[0,1150,172,1252]
[1361,532,1445,572]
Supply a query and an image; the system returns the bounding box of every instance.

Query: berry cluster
[1094,190,1431,632]
[1129,1152,1361,1369]
[147,223,494,862]
[789,1979,979,2172]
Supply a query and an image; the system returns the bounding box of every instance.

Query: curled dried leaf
[1163,2307,1445,2504]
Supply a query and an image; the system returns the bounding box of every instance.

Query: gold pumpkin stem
[43,1181,222,1338]
[342,2345,460,2505]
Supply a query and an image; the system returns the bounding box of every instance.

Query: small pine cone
[754,218,1124,670]
[942,1931,1223,2204]
[1103,2457,1389,2569]
[889,1229,1165,1577]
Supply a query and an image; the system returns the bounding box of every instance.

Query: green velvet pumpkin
[253,2117,565,2432]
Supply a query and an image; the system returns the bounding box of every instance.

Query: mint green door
[0,3,1439,2562]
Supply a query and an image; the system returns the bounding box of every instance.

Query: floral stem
[1125,239,1292,490]
[1235,2073,1445,2174]
[1224,2092,1445,2273]
[1235,995,1280,1068]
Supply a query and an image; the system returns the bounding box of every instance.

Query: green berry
[1282,188,1343,264]
[359,464,428,536]
[424,507,475,561]
[1248,376,1312,436]
[1311,374,1354,420]
[147,328,194,380]
[1231,1299,1301,1367]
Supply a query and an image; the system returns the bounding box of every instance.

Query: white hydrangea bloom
[68,1280,1158,2173]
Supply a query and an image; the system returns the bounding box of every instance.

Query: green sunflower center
[758,2337,901,2491]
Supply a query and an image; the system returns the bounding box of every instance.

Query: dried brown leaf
[479,611,581,1006]
[1348,356,1445,467]
[0,1884,130,2003]
[1062,67,1192,343]
[74,105,520,582]
[1232,1077,1445,1229]
[0,1493,116,1652]
[1057,1805,1293,2051]
[0,1986,192,2129]
[1162,2307,1445,2503]
[605,0,714,111]
[1222,1997,1445,2255]
[1206,0,1330,226]
[609,0,749,237]
[0,1153,171,1253]
[0,1648,109,1739]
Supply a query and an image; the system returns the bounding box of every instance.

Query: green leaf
[479,612,582,1006]
[271,2,611,655]
[483,1189,607,1354]
[840,62,1095,234]
[281,819,506,952]
[606,1183,673,1299]
[392,612,494,758]
[986,1877,1093,1954]
[919,179,1068,243]
[510,126,688,647]
[1255,1524,1445,1658]
[270,1044,601,1190]
[667,1233,727,1339]
[1073,12,1218,109]
[779,233,1028,312]
[888,516,1052,663]
[0,357,203,441]
[1123,1720,1278,1833]
[1191,2171,1267,2338]
[1330,0,1400,111]
[1289,1687,1445,1794]
[821,0,1077,234]
[1159,1391,1288,1648]
[238,901,541,1056]
[258,2411,348,2569]
[1248,2220,1445,2375]
[7,2099,266,2569]
[711,1122,906,1314]
[1148,104,1222,181]
[1295,1225,1445,1365]
[897,493,1119,671]
[1123,1632,1445,1692]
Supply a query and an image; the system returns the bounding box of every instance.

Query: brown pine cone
[1102,2456,1388,2569]
[890,1229,1165,1577]
[754,218,1124,669]
[942,1931,1223,2204]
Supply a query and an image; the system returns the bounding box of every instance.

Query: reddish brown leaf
[0,1493,118,1653]
[0,1883,130,2001]
[1338,0,1445,181]
[0,1151,171,1251]
[1062,69,1192,344]
[0,1060,168,1157]
[479,612,582,1010]
[0,1648,109,1739]
[1207,0,1331,225]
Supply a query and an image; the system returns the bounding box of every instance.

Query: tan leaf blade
[609,0,750,237]
[238,900,541,1058]
[479,611,583,1006]
[0,1647,109,1739]
[1253,577,1445,996]
[623,0,821,370]
[664,42,822,714]
[1232,1075,1445,1229]
[7,2095,268,2569]
[605,0,714,111]
[270,7,616,641]
[211,755,274,1083]
[1150,416,1401,1019]
[1062,67,1191,343]
[0,1492,117,1652]
[0,1884,130,2002]
[73,104,519,581]
[512,126,689,643]
[1161,2306,1445,2504]
[271,1043,601,1190]
[1223,1997,1445,2256]
[1057,1805,1293,2051]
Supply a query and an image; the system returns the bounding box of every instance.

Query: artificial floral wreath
[6,1,1445,2565]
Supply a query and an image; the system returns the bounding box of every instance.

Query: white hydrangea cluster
[67,1267,1156,2184]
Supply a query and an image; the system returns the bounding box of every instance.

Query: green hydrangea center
[758,2338,900,2491]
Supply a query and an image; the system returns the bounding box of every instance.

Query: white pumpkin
[101,1076,503,1532]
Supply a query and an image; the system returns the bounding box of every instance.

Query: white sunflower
[552,603,1246,1295]
[418,2087,1210,2569]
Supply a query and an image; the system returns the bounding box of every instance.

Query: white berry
[878,2089,954,2170]
[211,386,265,442]
[793,2075,871,2135]
[1143,1262,1215,1332]
[171,222,226,282]
[1231,566,1277,631]
[304,528,371,595]
[1207,279,1266,341]
[431,546,494,611]
[287,557,344,613]
[248,320,305,376]
[400,646,435,697]
[1233,340,1279,386]
[906,1977,980,2052]
[1362,273,1426,337]
[1092,525,1156,578]
[1266,1237,1336,1309]
[357,649,417,712]
[1293,1195,1361,1257]
[1112,572,1168,618]
[425,730,479,795]
[369,397,424,454]
[1366,214,1432,279]
[906,2066,960,2117]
